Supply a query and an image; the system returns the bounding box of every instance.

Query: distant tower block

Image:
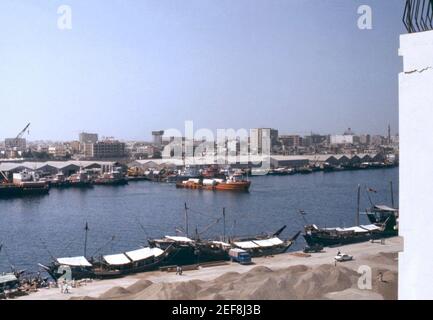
[388,124,391,145]
[152,130,164,147]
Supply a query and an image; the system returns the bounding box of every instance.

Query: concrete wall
[399,30,433,299]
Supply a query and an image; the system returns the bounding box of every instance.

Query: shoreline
[16,237,402,300]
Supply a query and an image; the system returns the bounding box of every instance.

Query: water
[0,168,398,272]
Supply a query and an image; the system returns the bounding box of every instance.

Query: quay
[16,237,402,300]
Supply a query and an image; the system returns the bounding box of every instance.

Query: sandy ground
[17,237,402,300]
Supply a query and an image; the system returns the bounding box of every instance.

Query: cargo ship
[93,169,128,186]
[0,183,49,198]
[176,173,251,192]
[0,171,49,198]
[48,172,71,188]
[67,170,93,188]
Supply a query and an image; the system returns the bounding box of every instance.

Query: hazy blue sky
[0,0,404,141]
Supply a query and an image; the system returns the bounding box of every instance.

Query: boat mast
[84,222,89,257]
[223,207,226,243]
[356,184,361,226]
[184,202,189,237]
[390,181,395,208]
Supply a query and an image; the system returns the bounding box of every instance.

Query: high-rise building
[79,132,98,153]
[250,128,279,154]
[79,132,98,144]
[152,130,164,147]
[4,138,26,151]
[279,135,302,147]
[359,134,371,145]
[330,135,354,145]
[86,140,126,159]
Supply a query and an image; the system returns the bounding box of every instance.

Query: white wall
[399,30,433,299]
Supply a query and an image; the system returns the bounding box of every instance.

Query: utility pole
[223,207,226,243]
[184,202,189,237]
[356,184,361,226]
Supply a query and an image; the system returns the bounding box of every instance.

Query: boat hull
[0,184,49,198]
[93,179,128,186]
[303,231,397,247]
[176,181,251,192]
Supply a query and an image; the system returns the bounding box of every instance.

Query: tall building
[330,135,354,145]
[79,132,98,153]
[4,138,26,151]
[152,130,164,147]
[250,128,279,154]
[279,135,302,148]
[388,124,391,145]
[303,134,327,147]
[86,140,126,159]
[359,134,371,145]
[79,132,98,144]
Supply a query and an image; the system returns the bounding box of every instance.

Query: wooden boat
[303,223,392,247]
[302,183,398,247]
[230,227,300,257]
[39,245,175,281]
[92,245,174,279]
[148,236,230,266]
[38,256,94,281]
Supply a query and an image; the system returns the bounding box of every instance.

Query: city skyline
[0,1,403,140]
[2,125,398,144]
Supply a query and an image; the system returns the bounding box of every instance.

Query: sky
[0,0,405,141]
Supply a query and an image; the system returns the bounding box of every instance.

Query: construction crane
[15,123,30,141]
[0,123,31,183]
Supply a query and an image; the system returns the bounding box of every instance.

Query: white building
[329,135,353,145]
[399,29,433,299]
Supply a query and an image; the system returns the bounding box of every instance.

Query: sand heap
[71,251,399,300]
[74,259,396,300]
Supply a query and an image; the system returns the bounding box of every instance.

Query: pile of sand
[81,262,396,300]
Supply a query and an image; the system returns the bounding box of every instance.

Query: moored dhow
[148,235,231,266]
[92,246,172,278]
[303,223,391,247]
[39,245,174,281]
[302,183,398,247]
[231,226,301,257]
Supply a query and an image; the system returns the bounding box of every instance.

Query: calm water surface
[0,168,398,272]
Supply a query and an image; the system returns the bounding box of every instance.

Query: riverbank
[16,237,402,300]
